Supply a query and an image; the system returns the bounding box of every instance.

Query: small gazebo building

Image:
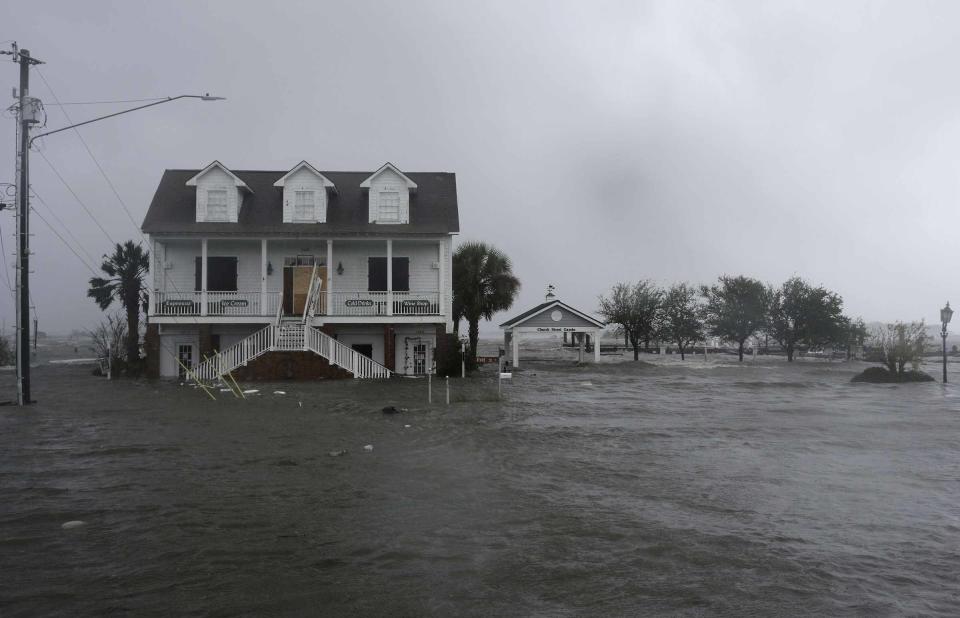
[500,287,605,368]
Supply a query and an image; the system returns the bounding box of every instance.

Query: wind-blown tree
[659,282,704,360]
[701,275,769,362]
[768,277,845,361]
[872,321,928,376]
[452,241,521,362]
[88,240,150,366]
[837,316,869,360]
[598,280,662,361]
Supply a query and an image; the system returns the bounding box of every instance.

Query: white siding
[281,168,327,223]
[368,169,410,224]
[194,167,241,223]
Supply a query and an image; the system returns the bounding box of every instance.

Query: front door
[403,337,430,375]
[177,344,194,380]
[282,258,327,315]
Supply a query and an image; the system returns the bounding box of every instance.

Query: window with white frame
[379,191,400,222]
[294,190,315,221]
[206,189,229,221]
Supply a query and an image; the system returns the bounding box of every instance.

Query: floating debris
[404,424,412,429]
[273,390,286,395]
[382,406,408,414]
[327,449,348,457]
[580,381,593,386]
[243,389,259,395]
[363,444,374,452]
[298,401,303,408]
[61,520,86,530]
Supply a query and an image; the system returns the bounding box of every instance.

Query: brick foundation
[232,351,353,381]
[145,323,160,379]
[198,325,214,362]
[383,325,396,371]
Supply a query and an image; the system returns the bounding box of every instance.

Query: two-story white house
[141,161,458,381]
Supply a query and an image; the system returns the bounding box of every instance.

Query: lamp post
[9,44,224,406]
[941,302,953,383]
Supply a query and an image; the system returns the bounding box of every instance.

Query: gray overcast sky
[2,1,959,334]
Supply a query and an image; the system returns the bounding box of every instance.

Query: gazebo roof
[500,299,605,329]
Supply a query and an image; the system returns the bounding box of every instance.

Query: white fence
[154,289,442,318]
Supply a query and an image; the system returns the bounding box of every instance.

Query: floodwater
[1,353,959,616]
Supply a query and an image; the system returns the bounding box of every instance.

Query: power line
[35,68,144,239]
[31,206,99,276]
[31,189,100,266]
[35,148,116,246]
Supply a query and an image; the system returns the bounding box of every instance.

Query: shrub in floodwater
[851,366,934,383]
[0,335,12,366]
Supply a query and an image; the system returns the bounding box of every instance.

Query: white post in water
[428,372,432,404]
[461,341,465,378]
[445,376,449,405]
[498,368,501,399]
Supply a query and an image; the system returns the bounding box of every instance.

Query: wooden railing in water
[305,327,391,379]
[192,324,391,383]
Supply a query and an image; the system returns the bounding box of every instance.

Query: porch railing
[152,289,442,317]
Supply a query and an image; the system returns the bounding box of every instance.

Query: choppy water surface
[2,357,959,616]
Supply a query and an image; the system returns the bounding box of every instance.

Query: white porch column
[512,330,520,368]
[326,239,333,314]
[594,329,600,362]
[260,239,268,315]
[438,239,445,316]
[386,238,393,316]
[200,238,208,316]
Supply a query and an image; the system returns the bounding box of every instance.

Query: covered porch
[148,237,447,319]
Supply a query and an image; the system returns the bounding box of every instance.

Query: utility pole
[10,45,42,405]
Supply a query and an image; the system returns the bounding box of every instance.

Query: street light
[29,93,225,146]
[11,50,224,405]
[940,301,953,383]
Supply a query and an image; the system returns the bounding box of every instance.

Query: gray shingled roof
[141,169,459,236]
[499,300,605,328]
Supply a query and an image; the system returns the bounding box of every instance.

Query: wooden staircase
[191,323,391,383]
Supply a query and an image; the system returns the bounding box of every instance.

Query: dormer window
[274,161,335,224]
[379,191,400,222]
[294,190,316,221]
[206,189,229,221]
[361,163,417,224]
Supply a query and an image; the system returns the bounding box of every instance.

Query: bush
[851,366,934,383]
[0,335,12,366]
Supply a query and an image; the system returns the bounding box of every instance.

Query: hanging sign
[345,299,374,307]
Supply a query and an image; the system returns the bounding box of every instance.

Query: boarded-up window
[379,191,399,222]
[207,189,228,221]
[195,257,238,291]
[367,257,409,291]
[294,190,315,221]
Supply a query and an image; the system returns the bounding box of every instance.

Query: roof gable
[360,162,418,190]
[500,300,605,329]
[185,161,250,191]
[273,160,337,191]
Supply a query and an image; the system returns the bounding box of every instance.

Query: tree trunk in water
[644,337,650,353]
[738,341,745,362]
[468,319,480,363]
[679,342,685,361]
[786,346,794,362]
[633,345,639,361]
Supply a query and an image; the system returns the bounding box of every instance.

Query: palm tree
[452,241,521,362]
[88,240,149,366]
